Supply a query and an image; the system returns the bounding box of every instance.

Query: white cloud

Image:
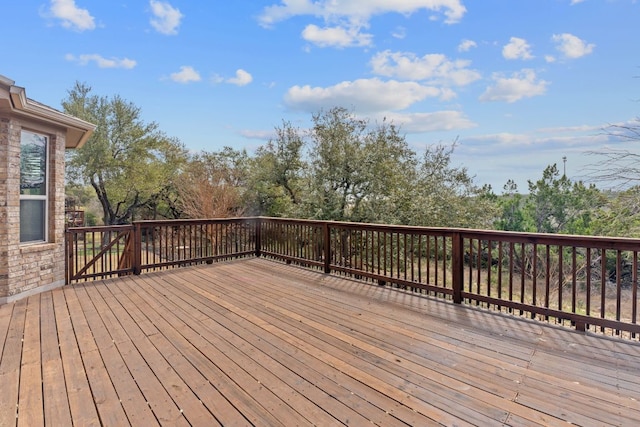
[260,1,466,48]
[170,66,201,83]
[374,110,477,133]
[258,1,467,30]
[149,0,183,35]
[302,24,373,48]
[392,26,407,39]
[239,129,276,140]
[212,70,254,86]
[370,50,481,86]
[570,0,585,4]
[480,69,549,103]
[463,132,531,147]
[536,124,602,134]
[458,39,477,52]
[65,54,136,69]
[552,33,595,59]
[48,0,95,31]
[284,78,443,113]
[462,131,610,154]
[227,69,253,86]
[502,37,534,60]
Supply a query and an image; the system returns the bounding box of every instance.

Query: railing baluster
[616,250,623,335]
[452,232,463,304]
[520,243,525,315]
[633,252,638,338]
[497,241,503,302]
[601,249,607,333]
[586,247,592,319]
[545,245,551,321]
[532,244,537,315]
[487,240,492,300]
[476,240,482,305]
[509,242,515,312]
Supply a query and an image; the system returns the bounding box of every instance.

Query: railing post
[255,217,262,258]
[323,222,331,274]
[452,231,463,304]
[65,229,72,284]
[133,222,142,275]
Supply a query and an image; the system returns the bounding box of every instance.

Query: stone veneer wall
[0,114,67,304]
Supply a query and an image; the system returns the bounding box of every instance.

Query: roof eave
[7,83,95,149]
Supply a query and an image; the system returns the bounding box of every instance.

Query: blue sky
[3,0,639,191]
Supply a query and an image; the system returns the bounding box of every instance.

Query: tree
[244,121,306,216]
[585,118,640,187]
[592,186,640,237]
[305,107,370,221]
[406,143,497,228]
[245,107,493,227]
[65,183,101,225]
[63,82,187,225]
[583,118,640,237]
[525,164,605,234]
[303,107,418,223]
[173,148,248,219]
[495,179,529,231]
[354,119,418,224]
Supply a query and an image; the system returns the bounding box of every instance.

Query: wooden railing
[66,217,640,339]
[66,218,258,282]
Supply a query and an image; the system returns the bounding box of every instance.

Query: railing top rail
[260,217,640,249]
[455,228,640,249]
[66,224,134,232]
[260,217,456,235]
[133,217,260,226]
[68,216,640,250]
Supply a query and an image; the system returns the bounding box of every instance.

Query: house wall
[0,114,67,304]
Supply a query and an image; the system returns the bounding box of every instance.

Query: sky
[2,0,640,191]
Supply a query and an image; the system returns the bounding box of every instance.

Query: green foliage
[496,164,606,235]
[355,118,418,224]
[237,107,495,228]
[592,187,640,237]
[63,82,188,224]
[244,121,305,217]
[63,83,633,236]
[306,107,371,221]
[84,212,99,226]
[305,108,419,222]
[525,164,605,234]
[495,180,530,231]
[404,144,498,228]
[65,183,96,209]
[65,183,102,225]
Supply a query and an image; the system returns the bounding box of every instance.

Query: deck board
[51,287,100,426]
[17,295,43,427]
[2,257,640,426]
[0,299,27,426]
[40,290,74,427]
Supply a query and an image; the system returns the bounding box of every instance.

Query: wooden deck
[1,258,640,426]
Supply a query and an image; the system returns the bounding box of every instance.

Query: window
[20,130,48,243]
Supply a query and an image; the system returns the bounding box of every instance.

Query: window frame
[19,130,49,244]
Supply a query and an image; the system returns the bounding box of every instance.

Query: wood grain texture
[2,257,640,426]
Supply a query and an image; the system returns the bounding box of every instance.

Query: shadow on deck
[2,258,640,426]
